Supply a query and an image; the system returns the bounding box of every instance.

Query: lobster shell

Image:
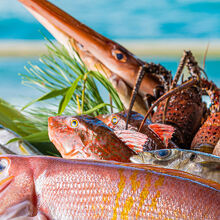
[152,86,204,148]
[191,112,220,153]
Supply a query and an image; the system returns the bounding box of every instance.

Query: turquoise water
[0,0,220,40]
[0,57,219,106]
[0,58,41,107]
[0,0,219,106]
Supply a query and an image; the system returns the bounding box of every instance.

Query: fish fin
[117,162,220,191]
[114,130,156,152]
[149,123,175,146]
[0,200,48,220]
[11,212,48,220]
[198,161,220,170]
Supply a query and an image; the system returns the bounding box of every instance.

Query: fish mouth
[48,116,70,156]
[63,149,83,159]
[18,0,162,96]
[48,125,65,156]
[48,117,55,142]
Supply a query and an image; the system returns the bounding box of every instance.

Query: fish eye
[155,149,171,160]
[190,153,197,161]
[112,49,127,62]
[0,159,8,173]
[111,116,118,125]
[71,119,79,128]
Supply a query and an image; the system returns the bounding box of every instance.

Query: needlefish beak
[18,0,162,96]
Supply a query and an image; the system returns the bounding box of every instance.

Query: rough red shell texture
[191,112,220,153]
[152,87,204,148]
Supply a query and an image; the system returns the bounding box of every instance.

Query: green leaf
[83,103,114,115]
[0,98,39,136]
[58,95,66,115]
[6,137,20,144]
[23,130,49,142]
[21,87,69,110]
[58,75,83,115]
[6,130,49,143]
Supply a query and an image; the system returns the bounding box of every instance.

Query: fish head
[48,115,86,159]
[97,112,129,131]
[131,149,220,173]
[0,155,36,217]
[180,150,220,174]
[48,115,114,159]
[97,110,150,131]
[18,0,165,96]
[130,149,182,168]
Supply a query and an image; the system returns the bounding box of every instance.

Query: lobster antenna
[162,51,189,123]
[139,78,197,132]
[125,64,148,130]
[203,42,210,70]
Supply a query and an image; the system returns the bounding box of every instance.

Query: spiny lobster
[191,79,220,153]
[138,51,209,148]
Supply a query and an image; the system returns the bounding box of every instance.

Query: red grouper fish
[97,110,176,150]
[0,155,219,219]
[48,115,135,162]
[48,115,176,162]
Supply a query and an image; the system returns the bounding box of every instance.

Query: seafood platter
[0,0,219,219]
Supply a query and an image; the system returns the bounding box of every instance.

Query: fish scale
[48,115,135,162]
[1,156,219,219]
[4,157,214,219]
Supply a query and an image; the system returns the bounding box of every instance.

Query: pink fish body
[0,155,220,219]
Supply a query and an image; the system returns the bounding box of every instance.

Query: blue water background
[0,0,220,40]
[0,0,219,106]
[0,56,219,107]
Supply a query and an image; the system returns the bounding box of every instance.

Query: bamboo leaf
[6,137,19,144]
[58,75,82,115]
[22,131,49,142]
[83,103,114,115]
[58,95,66,115]
[21,87,69,110]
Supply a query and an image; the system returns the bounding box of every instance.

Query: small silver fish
[130,149,220,184]
[0,125,42,155]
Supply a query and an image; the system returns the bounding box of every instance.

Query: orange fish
[0,155,219,219]
[48,115,135,162]
[98,110,176,150]
[97,110,151,131]
[48,115,176,162]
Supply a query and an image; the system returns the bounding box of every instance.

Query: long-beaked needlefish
[130,149,220,183]
[0,155,219,219]
[18,0,171,101]
[0,125,41,155]
[48,115,135,162]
